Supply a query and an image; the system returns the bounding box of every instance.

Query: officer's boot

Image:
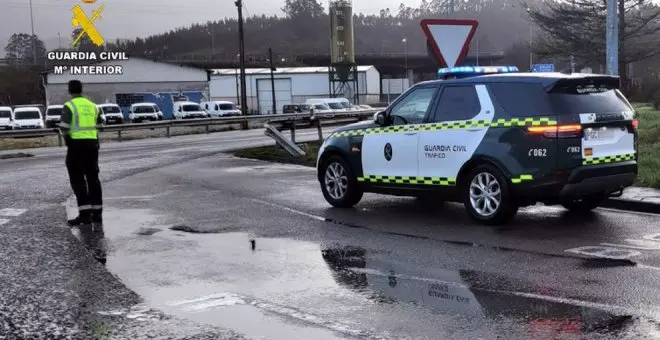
[91,209,102,223]
[68,210,92,226]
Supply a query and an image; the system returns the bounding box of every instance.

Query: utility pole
[268,47,277,115]
[29,0,37,64]
[235,0,248,128]
[606,0,619,75]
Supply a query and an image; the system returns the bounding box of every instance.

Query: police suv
[316,66,638,225]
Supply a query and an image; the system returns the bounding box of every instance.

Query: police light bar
[437,66,519,79]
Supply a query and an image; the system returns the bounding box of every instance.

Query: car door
[361,86,438,179]
[418,84,495,182]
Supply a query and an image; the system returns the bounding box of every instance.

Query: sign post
[421,19,479,68]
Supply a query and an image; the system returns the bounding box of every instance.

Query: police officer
[58,80,104,225]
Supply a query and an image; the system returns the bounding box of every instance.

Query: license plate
[585,129,614,140]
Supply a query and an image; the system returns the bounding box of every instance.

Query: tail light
[527,124,582,138]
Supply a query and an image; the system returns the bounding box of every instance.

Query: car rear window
[547,79,632,114]
[102,106,121,114]
[46,108,63,116]
[0,110,12,118]
[182,104,201,111]
[15,110,40,119]
[219,104,235,110]
[133,106,155,113]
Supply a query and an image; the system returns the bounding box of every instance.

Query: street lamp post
[402,38,408,87]
[29,0,36,64]
[235,53,240,105]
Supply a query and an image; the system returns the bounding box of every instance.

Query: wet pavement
[63,153,660,339]
[0,128,326,338]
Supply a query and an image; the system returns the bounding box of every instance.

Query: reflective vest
[64,97,98,139]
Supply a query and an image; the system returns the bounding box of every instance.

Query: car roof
[13,107,41,112]
[206,100,233,104]
[418,72,619,88]
[98,103,119,107]
[131,102,156,106]
[47,105,64,108]
[0,106,12,111]
[176,101,200,105]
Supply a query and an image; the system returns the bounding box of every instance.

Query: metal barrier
[0,110,379,147]
[264,124,306,157]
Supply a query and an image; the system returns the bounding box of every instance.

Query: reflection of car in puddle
[321,246,633,338]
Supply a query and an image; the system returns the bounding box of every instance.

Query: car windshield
[15,110,40,119]
[328,102,344,109]
[102,106,121,114]
[133,106,155,113]
[340,102,351,108]
[0,110,11,118]
[300,104,311,110]
[182,104,201,111]
[46,108,63,116]
[219,104,235,110]
[315,104,329,110]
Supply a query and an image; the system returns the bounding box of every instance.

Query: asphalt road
[3,126,660,339]
[0,127,327,339]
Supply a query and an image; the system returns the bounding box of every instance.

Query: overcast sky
[2,0,421,51]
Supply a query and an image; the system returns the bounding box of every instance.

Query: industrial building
[208,66,381,114]
[42,57,210,119]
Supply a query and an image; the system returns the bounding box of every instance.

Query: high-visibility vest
[64,97,98,139]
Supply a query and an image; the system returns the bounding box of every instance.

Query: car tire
[462,164,518,225]
[561,194,606,212]
[319,155,363,208]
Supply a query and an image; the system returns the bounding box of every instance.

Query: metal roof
[210,65,376,76]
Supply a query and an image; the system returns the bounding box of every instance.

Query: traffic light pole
[268,47,276,115]
[235,0,248,128]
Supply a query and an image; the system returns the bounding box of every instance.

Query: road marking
[167,292,392,340]
[565,233,660,259]
[0,219,10,225]
[0,208,27,217]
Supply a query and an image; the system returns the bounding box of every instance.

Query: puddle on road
[70,205,660,340]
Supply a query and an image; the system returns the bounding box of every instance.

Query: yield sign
[421,19,479,68]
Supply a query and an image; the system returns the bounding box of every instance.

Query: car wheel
[320,155,363,208]
[561,193,606,212]
[463,164,518,225]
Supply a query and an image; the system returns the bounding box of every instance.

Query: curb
[602,198,660,214]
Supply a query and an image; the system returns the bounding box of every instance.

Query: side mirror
[374,111,387,126]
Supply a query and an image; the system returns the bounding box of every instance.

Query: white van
[173,101,207,119]
[129,103,162,122]
[98,103,123,124]
[44,105,63,128]
[200,101,241,117]
[305,98,348,113]
[13,107,44,129]
[0,106,13,130]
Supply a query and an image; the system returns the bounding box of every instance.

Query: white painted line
[564,246,641,259]
[0,219,10,225]
[598,207,660,217]
[0,208,27,217]
[250,198,327,222]
[168,292,392,340]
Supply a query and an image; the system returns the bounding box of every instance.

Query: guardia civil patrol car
[316,66,638,225]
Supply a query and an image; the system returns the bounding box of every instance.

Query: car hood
[14,119,42,125]
[332,120,378,133]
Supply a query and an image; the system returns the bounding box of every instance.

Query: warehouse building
[209,66,380,114]
[42,57,210,119]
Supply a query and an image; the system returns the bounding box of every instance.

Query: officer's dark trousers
[66,139,102,214]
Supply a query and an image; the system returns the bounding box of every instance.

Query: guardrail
[0,110,379,147]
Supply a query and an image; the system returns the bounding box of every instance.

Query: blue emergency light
[437,66,519,79]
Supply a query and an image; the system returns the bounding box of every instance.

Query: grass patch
[235,104,660,189]
[233,141,321,167]
[633,103,660,188]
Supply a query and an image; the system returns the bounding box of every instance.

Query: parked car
[44,105,63,128]
[13,107,44,129]
[200,101,241,117]
[128,103,162,122]
[306,98,347,113]
[98,103,124,124]
[282,104,312,114]
[359,104,374,110]
[173,101,208,119]
[0,106,14,130]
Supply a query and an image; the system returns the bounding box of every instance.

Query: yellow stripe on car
[583,153,636,165]
[357,175,457,186]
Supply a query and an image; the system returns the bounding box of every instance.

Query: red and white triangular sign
[420,19,479,68]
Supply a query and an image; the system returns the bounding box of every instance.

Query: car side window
[431,86,481,122]
[388,87,436,125]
